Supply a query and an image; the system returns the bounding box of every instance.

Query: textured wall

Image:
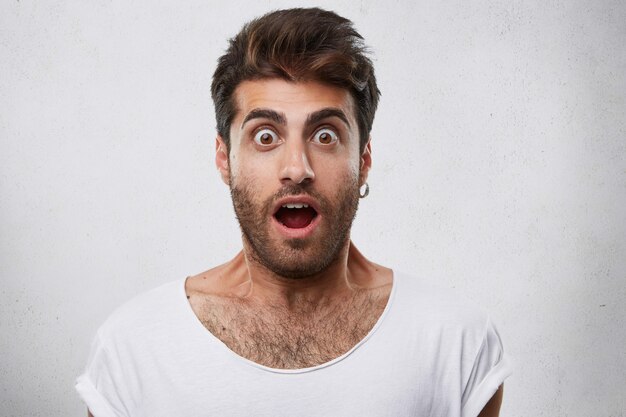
[1,1,624,416]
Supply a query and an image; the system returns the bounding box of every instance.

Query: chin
[272,242,346,279]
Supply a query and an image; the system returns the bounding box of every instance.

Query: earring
[359,182,370,199]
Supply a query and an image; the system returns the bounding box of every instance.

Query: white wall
[1,1,624,416]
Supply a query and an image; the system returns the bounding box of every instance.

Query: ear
[215,135,230,185]
[359,138,372,186]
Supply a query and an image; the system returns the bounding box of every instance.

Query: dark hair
[211,7,380,152]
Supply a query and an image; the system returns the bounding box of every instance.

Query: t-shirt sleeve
[75,331,130,417]
[461,317,513,417]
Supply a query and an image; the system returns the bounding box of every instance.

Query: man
[77,8,511,417]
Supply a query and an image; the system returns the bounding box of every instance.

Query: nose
[279,139,315,184]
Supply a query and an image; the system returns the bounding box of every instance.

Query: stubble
[230,175,360,279]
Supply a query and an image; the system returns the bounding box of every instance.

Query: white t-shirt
[76,271,512,417]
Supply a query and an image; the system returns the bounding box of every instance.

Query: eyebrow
[306,108,351,129]
[241,109,286,129]
[240,107,351,130]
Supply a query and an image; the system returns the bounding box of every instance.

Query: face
[216,79,371,278]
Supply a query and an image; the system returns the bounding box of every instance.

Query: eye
[253,128,279,146]
[312,128,338,145]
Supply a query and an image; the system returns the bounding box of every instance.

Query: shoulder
[77,279,191,413]
[96,279,186,344]
[391,271,492,339]
[389,271,512,398]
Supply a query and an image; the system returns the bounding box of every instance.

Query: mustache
[272,183,316,200]
[266,183,329,215]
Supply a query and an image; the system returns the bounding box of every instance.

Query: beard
[230,174,360,279]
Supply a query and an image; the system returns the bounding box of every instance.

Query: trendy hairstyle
[211,7,380,153]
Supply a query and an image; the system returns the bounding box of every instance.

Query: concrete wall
[1,0,624,415]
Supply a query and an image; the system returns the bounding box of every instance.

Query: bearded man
[76,8,511,417]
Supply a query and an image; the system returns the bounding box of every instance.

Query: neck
[232,240,380,309]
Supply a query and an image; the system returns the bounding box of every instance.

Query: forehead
[231,79,356,124]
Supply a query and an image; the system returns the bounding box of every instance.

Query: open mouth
[274,203,319,229]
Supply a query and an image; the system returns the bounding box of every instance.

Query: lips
[272,197,320,230]
[275,204,318,228]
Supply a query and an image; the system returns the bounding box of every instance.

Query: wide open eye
[312,128,338,145]
[253,129,279,146]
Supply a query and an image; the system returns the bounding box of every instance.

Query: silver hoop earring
[359,182,370,199]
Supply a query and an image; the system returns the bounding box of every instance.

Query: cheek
[341,140,363,179]
[229,152,275,187]
[312,146,360,175]
[226,154,238,184]
[312,158,361,192]
[350,158,361,178]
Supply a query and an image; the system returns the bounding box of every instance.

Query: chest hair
[193,290,389,369]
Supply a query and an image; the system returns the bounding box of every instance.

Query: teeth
[282,203,309,209]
